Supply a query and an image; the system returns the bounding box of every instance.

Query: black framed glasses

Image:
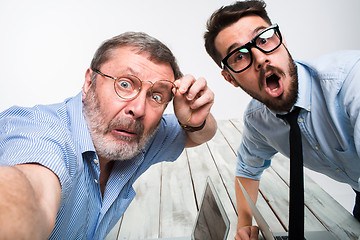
[221,24,282,73]
[92,69,177,106]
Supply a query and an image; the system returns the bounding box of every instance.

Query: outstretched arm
[0,164,61,239]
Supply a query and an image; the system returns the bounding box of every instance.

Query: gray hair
[90,32,183,80]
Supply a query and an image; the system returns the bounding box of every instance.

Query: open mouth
[108,117,144,140]
[266,74,280,91]
[264,72,284,98]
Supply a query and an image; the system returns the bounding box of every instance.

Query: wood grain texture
[105,119,360,240]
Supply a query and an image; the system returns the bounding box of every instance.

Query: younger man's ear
[221,69,239,88]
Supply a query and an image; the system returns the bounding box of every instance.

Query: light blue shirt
[0,92,186,239]
[236,50,360,192]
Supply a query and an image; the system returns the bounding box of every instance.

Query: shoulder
[297,50,360,82]
[0,102,66,126]
[0,98,80,178]
[242,100,281,140]
[0,94,83,136]
[243,99,270,124]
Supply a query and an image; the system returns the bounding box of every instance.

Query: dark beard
[262,54,298,112]
[234,49,298,112]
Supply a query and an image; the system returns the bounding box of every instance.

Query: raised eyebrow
[114,67,140,78]
[226,43,242,56]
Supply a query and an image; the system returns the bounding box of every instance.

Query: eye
[151,93,163,104]
[115,77,138,98]
[118,80,132,89]
[235,48,249,61]
[234,53,244,62]
[115,77,138,93]
[258,38,268,45]
[228,48,249,68]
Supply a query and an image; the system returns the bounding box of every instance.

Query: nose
[252,48,270,71]
[124,88,148,119]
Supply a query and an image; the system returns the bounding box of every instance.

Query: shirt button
[298,118,303,123]
[336,169,340,173]
[315,146,319,150]
[94,179,99,184]
[93,159,99,164]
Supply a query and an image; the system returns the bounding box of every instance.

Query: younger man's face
[215,15,298,112]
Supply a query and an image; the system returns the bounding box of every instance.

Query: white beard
[82,83,159,161]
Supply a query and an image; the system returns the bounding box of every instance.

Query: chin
[265,91,297,112]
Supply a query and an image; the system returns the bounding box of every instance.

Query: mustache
[105,117,144,137]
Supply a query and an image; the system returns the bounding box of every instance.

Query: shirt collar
[294,61,312,112]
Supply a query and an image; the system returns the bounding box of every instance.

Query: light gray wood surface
[105,119,360,240]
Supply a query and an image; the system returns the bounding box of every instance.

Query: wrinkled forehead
[103,47,176,83]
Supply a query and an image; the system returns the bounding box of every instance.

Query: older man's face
[82,46,175,161]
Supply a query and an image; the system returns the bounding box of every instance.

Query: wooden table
[105,119,360,240]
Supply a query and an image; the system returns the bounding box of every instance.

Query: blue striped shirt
[0,92,186,239]
[236,50,360,191]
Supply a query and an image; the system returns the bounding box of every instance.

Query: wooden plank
[230,118,244,133]
[186,143,238,239]
[217,119,243,154]
[104,216,122,240]
[159,151,197,238]
[117,163,162,239]
[206,130,238,206]
[214,120,286,232]
[260,167,327,232]
[271,153,360,240]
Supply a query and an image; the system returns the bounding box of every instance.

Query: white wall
[1,0,359,120]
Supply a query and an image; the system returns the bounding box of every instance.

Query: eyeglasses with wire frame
[92,69,177,106]
[221,24,282,73]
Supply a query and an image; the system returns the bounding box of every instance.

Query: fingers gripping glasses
[221,24,282,73]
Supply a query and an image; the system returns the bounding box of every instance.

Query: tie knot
[277,107,301,126]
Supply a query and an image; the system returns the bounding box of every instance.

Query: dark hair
[204,0,272,68]
[90,32,183,80]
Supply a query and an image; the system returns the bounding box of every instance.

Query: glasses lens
[226,48,251,72]
[150,80,176,104]
[255,27,281,52]
[114,75,141,99]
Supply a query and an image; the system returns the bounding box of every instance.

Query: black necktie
[278,107,304,240]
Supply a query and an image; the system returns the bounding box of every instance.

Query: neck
[98,157,115,197]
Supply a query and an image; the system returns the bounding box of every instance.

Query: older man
[0,32,216,239]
